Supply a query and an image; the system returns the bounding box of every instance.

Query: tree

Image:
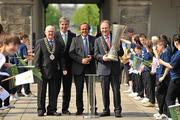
[72,4,99,34]
[45,4,61,30]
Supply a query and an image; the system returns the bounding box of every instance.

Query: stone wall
[104,0,152,36]
[118,0,151,35]
[0,4,32,37]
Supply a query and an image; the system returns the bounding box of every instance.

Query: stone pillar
[101,0,152,36]
[32,0,45,41]
[0,0,33,37]
[150,0,177,37]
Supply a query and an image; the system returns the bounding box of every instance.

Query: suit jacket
[54,30,76,71]
[69,35,96,75]
[94,36,124,76]
[33,38,64,79]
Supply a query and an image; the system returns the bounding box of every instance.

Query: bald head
[44,25,55,40]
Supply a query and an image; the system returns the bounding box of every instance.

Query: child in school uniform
[129,45,144,100]
[142,40,155,107]
[153,39,171,119]
[159,34,180,120]
[0,33,20,110]
[139,33,149,103]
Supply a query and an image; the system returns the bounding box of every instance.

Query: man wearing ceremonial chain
[34,25,65,116]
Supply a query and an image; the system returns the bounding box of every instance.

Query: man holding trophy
[94,20,124,117]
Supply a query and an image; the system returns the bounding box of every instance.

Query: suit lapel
[59,32,65,47]
[66,32,71,47]
[88,35,93,54]
[78,36,84,49]
[101,36,109,53]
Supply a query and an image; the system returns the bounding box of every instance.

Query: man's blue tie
[84,38,88,56]
[49,40,54,46]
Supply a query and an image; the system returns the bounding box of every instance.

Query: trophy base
[107,54,118,61]
[83,114,99,119]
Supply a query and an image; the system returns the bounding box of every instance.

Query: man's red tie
[106,36,110,49]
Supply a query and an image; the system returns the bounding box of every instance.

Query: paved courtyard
[0,82,157,120]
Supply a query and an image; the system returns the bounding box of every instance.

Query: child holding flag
[0,33,20,110]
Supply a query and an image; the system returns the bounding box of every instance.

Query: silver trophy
[106,24,127,61]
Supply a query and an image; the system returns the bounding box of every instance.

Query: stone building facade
[0,0,33,39]
[0,0,180,41]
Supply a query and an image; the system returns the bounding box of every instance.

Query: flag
[168,104,180,120]
[0,86,10,101]
[132,55,143,74]
[15,70,34,86]
[151,57,159,73]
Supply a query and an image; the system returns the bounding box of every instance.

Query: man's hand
[82,58,90,64]
[103,55,111,61]
[82,55,93,64]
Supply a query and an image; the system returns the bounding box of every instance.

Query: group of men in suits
[33,17,124,118]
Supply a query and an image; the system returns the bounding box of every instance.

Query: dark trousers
[62,72,72,112]
[136,74,144,98]
[132,73,138,93]
[74,74,88,112]
[37,76,61,113]
[156,77,169,115]
[142,71,155,103]
[166,79,180,118]
[9,87,17,94]
[17,84,31,94]
[74,74,97,112]
[100,75,122,112]
[166,79,180,106]
[124,63,131,82]
[142,71,148,98]
[148,74,156,103]
[0,76,10,107]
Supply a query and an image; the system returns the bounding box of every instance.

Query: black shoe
[38,111,45,117]
[62,110,71,115]
[17,93,25,97]
[115,111,122,117]
[47,112,61,116]
[94,111,98,115]
[76,111,83,115]
[100,112,110,117]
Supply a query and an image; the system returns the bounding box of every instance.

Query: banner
[15,70,34,86]
[0,86,10,101]
[129,54,143,74]
[151,57,159,73]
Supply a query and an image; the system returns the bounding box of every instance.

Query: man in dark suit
[54,17,76,115]
[33,25,64,116]
[69,23,96,115]
[94,20,124,117]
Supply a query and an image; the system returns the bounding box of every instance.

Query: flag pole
[1,76,15,82]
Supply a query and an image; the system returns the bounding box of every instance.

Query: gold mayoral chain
[44,38,55,60]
